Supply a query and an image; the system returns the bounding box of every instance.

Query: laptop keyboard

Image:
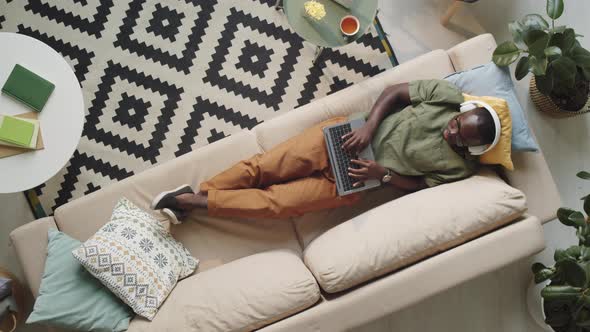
[328,124,359,192]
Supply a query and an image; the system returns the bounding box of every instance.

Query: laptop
[323,118,381,196]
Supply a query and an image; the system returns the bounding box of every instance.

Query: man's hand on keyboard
[348,159,387,187]
[341,125,373,154]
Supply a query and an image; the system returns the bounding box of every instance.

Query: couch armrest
[9,217,57,297]
[504,151,561,224]
[446,33,496,71]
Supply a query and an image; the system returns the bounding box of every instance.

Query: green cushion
[27,229,133,331]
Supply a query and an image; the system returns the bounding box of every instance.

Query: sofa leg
[441,0,463,26]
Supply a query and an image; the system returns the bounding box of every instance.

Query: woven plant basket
[530,77,590,118]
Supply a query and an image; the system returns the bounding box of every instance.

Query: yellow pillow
[462,94,513,170]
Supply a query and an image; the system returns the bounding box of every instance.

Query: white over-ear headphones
[459,100,502,156]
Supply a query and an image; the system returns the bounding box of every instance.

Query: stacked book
[0,114,40,149]
[0,64,52,155]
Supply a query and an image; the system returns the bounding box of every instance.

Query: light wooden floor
[3,0,590,331]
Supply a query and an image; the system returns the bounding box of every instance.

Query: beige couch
[10,34,561,331]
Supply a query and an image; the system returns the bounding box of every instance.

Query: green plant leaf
[582,247,590,261]
[559,208,578,226]
[544,299,573,328]
[556,248,572,262]
[581,226,590,247]
[525,30,550,57]
[535,268,557,283]
[585,262,590,284]
[570,46,590,81]
[509,21,527,49]
[562,260,587,287]
[563,29,577,52]
[547,0,565,19]
[535,72,554,95]
[576,308,590,327]
[520,14,550,31]
[546,310,572,329]
[493,41,522,66]
[575,301,590,327]
[578,228,586,246]
[561,28,576,52]
[530,55,549,75]
[583,195,589,201]
[549,29,577,54]
[545,46,563,58]
[584,196,590,216]
[578,171,590,180]
[566,246,583,258]
[552,56,578,89]
[569,211,587,227]
[533,262,549,273]
[537,266,557,284]
[515,56,530,80]
[542,285,583,301]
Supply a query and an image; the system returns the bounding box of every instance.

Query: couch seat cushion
[304,169,527,293]
[53,131,302,274]
[127,249,320,332]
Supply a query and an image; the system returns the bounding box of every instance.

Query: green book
[1,64,55,112]
[0,115,35,147]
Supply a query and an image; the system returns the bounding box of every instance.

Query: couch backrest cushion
[253,50,456,152]
[303,169,527,293]
[54,130,263,241]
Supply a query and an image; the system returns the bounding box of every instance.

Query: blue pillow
[27,229,133,331]
[445,62,539,152]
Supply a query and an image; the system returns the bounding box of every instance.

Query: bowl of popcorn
[303,0,326,21]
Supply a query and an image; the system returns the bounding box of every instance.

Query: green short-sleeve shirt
[370,79,477,187]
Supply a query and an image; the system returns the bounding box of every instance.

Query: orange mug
[340,15,360,36]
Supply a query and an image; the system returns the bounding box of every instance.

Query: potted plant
[492,0,590,117]
[531,171,590,331]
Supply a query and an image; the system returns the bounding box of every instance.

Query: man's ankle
[175,193,195,210]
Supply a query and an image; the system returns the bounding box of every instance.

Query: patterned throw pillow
[72,197,198,320]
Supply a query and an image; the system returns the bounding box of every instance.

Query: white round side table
[0,32,84,193]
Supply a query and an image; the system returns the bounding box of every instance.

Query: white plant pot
[526,278,555,331]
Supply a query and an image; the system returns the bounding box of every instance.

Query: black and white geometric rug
[0,0,398,217]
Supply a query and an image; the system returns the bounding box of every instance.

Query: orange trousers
[199,117,361,219]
